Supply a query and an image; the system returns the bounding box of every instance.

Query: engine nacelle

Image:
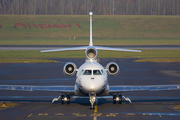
[106,62,119,76]
[63,62,77,77]
[85,47,98,60]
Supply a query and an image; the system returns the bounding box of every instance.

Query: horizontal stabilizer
[41,46,141,53]
[94,46,141,52]
[41,46,89,53]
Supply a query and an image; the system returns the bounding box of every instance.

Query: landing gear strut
[52,94,71,104]
[89,94,96,109]
[52,96,61,103]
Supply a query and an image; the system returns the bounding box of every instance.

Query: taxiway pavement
[0,58,180,120]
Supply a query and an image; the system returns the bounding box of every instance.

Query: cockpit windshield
[81,69,104,75]
[93,70,102,75]
[83,70,92,75]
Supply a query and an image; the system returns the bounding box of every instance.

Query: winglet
[89,12,93,46]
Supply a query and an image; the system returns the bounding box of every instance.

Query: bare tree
[172,0,175,15]
[106,0,112,15]
[1,0,180,15]
[17,0,19,14]
[34,0,36,15]
[138,0,141,15]
[69,0,73,15]
[177,0,179,15]
[102,0,106,15]
[163,0,166,15]
[86,0,93,14]
[45,0,48,15]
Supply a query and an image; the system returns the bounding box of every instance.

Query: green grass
[134,58,180,62]
[0,15,180,45]
[0,59,59,63]
[0,38,179,45]
[0,50,179,58]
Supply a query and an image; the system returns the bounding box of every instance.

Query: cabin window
[93,70,102,75]
[83,70,92,75]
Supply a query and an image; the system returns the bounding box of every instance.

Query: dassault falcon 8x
[1,12,180,109]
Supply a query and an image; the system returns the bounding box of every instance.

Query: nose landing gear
[89,94,97,109]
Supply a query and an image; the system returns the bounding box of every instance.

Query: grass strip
[0,38,180,45]
[0,59,59,63]
[1,15,180,45]
[0,49,180,58]
[134,58,180,62]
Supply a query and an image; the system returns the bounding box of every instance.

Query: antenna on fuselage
[89,12,93,47]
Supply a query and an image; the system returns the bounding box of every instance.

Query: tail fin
[89,12,93,46]
[40,12,141,53]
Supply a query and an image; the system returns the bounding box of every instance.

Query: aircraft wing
[0,85,74,94]
[109,84,180,93]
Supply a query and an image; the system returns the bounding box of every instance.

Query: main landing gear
[52,94,71,104]
[113,94,132,104]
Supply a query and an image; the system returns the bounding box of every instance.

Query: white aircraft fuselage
[75,61,109,96]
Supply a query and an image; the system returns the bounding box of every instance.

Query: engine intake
[85,47,98,60]
[63,62,77,77]
[106,62,119,76]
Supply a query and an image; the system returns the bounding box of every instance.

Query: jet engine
[106,62,119,76]
[85,47,98,60]
[63,62,77,77]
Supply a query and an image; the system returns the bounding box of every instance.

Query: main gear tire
[118,95,122,104]
[113,95,116,104]
[67,95,70,104]
[61,95,65,104]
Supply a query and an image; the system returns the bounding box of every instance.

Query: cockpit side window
[79,69,84,75]
[83,70,92,75]
[101,69,105,75]
[93,70,102,75]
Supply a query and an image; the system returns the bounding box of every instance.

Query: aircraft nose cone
[88,81,96,91]
[81,77,104,93]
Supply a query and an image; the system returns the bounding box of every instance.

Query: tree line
[0,0,180,15]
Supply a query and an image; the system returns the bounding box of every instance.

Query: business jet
[1,12,180,109]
